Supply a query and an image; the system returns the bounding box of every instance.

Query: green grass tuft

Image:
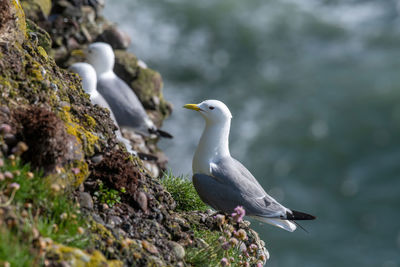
[161,171,208,212]
[0,226,37,267]
[185,226,242,267]
[0,155,90,264]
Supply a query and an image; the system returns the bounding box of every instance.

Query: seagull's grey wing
[91,93,136,153]
[97,76,150,134]
[193,173,243,212]
[193,156,289,218]
[92,94,119,124]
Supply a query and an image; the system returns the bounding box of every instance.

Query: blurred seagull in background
[86,42,172,138]
[184,100,315,232]
[69,62,137,155]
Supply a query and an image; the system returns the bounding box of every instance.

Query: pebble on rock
[168,241,185,260]
[78,192,94,210]
[135,191,148,213]
[142,240,159,255]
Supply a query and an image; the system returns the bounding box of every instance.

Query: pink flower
[215,214,226,226]
[0,124,12,134]
[8,183,20,190]
[71,168,80,174]
[235,229,247,241]
[249,243,258,253]
[4,171,13,179]
[224,229,232,237]
[220,257,229,266]
[221,242,231,250]
[256,263,263,267]
[231,206,245,223]
[229,237,239,246]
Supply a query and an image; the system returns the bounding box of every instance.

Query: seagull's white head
[184,99,232,124]
[69,62,97,95]
[86,42,115,76]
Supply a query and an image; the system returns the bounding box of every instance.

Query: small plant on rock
[185,206,268,266]
[0,128,90,266]
[161,171,208,212]
[94,180,125,207]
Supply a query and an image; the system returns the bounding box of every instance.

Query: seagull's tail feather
[156,129,173,138]
[252,216,297,232]
[286,210,316,220]
[148,128,173,138]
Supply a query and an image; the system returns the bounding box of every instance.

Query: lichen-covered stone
[21,0,52,21]
[0,12,119,186]
[0,0,26,44]
[26,18,52,52]
[46,243,123,267]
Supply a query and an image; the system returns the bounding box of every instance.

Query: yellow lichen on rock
[37,46,48,59]
[0,0,27,43]
[29,62,44,80]
[59,105,99,156]
[84,114,97,128]
[46,160,89,189]
[70,160,90,187]
[21,0,52,23]
[47,243,123,267]
[90,221,116,242]
[13,0,27,40]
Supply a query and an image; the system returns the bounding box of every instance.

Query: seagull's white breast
[193,149,213,175]
[192,122,231,175]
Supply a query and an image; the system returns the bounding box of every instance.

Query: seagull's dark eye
[209,106,215,110]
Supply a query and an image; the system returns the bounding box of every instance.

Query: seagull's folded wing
[97,77,149,133]
[193,156,288,218]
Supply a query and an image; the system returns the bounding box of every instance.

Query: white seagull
[184,100,315,232]
[69,62,137,155]
[86,42,172,138]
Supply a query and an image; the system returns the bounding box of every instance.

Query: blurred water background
[104,1,400,266]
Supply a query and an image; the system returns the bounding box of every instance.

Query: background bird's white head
[69,62,97,95]
[86,42,115,76]
[184,99,232,124]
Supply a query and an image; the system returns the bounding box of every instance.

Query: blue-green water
[105,1,400,266]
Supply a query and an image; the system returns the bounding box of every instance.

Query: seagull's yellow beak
[70,49,86,57]
[183,104,201,111]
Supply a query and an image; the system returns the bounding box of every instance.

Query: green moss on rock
[26,18,52,52]
[21,0,52,20]
[0,9,119,188]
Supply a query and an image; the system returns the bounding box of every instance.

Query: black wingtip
[156,129,173,138]
[287,210,316,220]
[148,128,173,138]
[137,152,158,161]
[292,221,309,233]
